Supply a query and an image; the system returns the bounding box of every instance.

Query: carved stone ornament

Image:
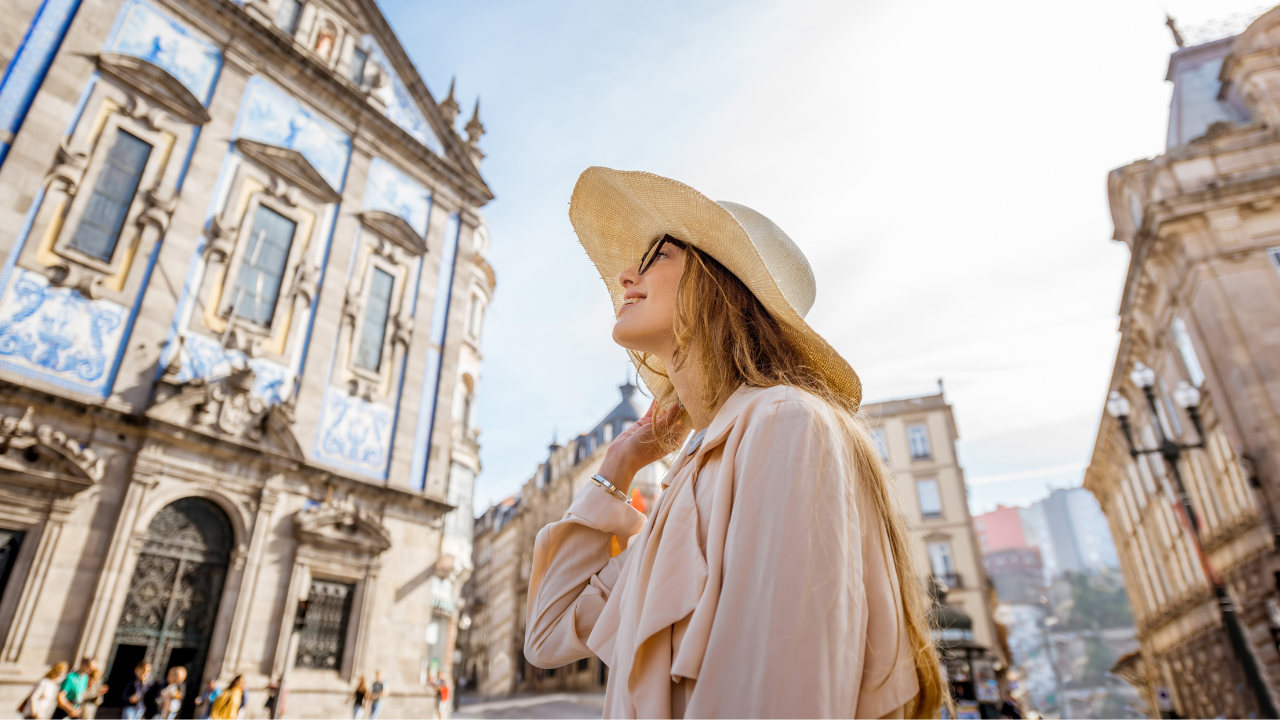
[0,407,105,494]
[360,211,427,256]
[42,139,89,194]
[96,54,211,126]
[235,139,342,204]
[294,496,392,554]
[149,368,304,459]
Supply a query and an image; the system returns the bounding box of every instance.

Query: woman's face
[612,239,686,357]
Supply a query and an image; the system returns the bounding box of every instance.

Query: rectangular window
[355,267,394,370]
[907,423,932,460]
[871,428,888,462]
[577,657,590,672]
[928,541,955,577]
[348,46,368,84]
[1170,316,1206,388]
[232,205,296,327]
[917,478,942,518]
[295,579,354,670]
[274,0,302,34]
[70,130,152,261]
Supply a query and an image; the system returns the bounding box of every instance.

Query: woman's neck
[664,351,729,431]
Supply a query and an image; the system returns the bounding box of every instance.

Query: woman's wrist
[597,453,639,494]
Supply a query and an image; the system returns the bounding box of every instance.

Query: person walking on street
[208,676,243,720]
[263,678,280,720]
[349,676,370,720]
[524,169,948,718]
[121,663,150,720]
[157,667,185,720]
[368,671,386,719]
[18,663,67,719]
[80,664,106,720]
[193,679,219,720]
[52,658,92,719]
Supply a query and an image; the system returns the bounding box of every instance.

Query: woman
[350,677,370,720]
[524,168,946,718]
[208,676,242,720]
[18,663,67,719]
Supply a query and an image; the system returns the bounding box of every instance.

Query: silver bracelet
[591,474,632,504]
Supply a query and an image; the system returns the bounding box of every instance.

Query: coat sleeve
[686,397,866,718]
[524,481,646,669]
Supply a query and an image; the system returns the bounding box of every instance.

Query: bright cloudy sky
[379,0,1267,516]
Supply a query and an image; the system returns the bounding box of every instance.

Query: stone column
[222,483,281,675]
[1,498,74,665]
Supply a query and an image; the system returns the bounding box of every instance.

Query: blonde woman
[524,169,946,718]
[208,675,243,720]
[18,663,67,719]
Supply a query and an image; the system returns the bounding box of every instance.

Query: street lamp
[1107,364,1277,718]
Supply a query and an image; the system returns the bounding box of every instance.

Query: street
[455,693,605,719]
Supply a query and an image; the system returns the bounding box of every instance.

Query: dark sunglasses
[637,235,687,275]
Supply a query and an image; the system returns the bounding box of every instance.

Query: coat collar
[662,385,761,489]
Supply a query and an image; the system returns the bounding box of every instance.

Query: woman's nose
[618,263,640,288]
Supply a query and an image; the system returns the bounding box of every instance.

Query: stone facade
[862,392,1003,661]
[0,0,493,716]
[459,383,667,699]
[1083,9,1280,718]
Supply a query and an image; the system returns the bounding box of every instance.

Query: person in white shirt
[20,663,68,720]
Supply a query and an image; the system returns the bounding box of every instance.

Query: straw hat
[568,167,861,411]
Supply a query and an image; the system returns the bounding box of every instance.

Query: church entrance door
[104,498,232,719]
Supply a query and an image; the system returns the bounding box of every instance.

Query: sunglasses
[637,235,687,275]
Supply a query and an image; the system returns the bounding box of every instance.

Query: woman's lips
[617,297,642,316]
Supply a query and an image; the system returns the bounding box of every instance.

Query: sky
[377,0,1269,516]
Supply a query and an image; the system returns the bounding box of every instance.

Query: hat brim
[568,167,862,412]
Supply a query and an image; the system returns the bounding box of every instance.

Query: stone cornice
[0,379,455,516]
[186,0,493,208]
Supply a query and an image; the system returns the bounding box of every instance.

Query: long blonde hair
[631,241,946,718]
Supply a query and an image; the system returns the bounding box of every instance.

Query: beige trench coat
[525,385,919,718]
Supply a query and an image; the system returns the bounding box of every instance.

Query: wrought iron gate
[109,498,231,718]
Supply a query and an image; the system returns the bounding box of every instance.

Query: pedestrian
[349,676,369,719]
[523,168,949,718]
[157,667,185,720]
[79,664,106,720]
[52,657,92,719]
[427,673,441,720]
[18,662,67,719]
[437,677,450,720]
[263,678,280,720]
[121,662,150,720]
[193,679,219,720]
[208,676,243,720]
[368,671,386,719]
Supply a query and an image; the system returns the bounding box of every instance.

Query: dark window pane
[348,47,368,84]
[355,267,394,370]
[70,130,152,262]
[231,205,297,327]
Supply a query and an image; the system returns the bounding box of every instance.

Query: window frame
[353,265,395,372]
[217,193,309,340]
[927,539,955,577]
[347,45,368,85]
[53,113,169,275]
[907,422,933,461]
[345,253,406,388]
[917,477,943,519]
[871,427,889,463]
[274,0,303,35]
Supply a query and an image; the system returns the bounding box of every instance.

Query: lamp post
[1107,362,1277,718]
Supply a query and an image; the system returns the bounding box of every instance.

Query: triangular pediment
[295,501,392,553]
[235,138,343,204]
[348,0,492,196]
[96,53,211,126]
[360,210,427,256]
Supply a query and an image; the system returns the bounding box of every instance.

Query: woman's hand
[597,401,686,493]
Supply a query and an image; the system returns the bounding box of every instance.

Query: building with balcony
[0,0,493,715]
[1084,7,1280,717]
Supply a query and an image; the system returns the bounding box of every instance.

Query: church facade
[0,0,493,715]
